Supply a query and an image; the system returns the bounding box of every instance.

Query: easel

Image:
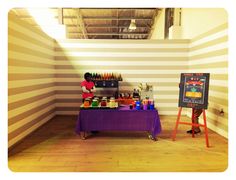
[172,107,210,148]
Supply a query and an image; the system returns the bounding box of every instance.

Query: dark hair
[84,72,92,79]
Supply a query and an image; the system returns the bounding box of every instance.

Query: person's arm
[82,86,90,93]
[90,86,96,93]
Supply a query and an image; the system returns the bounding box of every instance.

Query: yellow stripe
[189,49,228,60]
[9,82,55,96]
[190,61,228,69]
[8,92,55,111]
[191,23,228,42]
[8,87,54,103]
[9,95,55,119]
[8,74,54,81]
[8,112,55,148]
[9,59,54,69]
[8,27,53,51]
[9,100,55,126]
[9,104,55,133]
[8,43,53,59]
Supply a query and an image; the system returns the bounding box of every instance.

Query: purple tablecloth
[76,106,161,138]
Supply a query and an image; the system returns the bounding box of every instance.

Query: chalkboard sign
[178,73,210,109]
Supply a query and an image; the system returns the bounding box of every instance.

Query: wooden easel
[172,107,210,148]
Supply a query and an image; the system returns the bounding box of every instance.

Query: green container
[92,100,98,107]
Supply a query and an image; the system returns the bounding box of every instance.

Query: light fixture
[129,19,136,30]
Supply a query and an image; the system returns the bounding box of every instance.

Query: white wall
[150,9,165,39]
[181,8,228,39]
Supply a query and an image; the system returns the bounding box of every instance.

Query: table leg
[147,132,157,141]
[80,131,86,140]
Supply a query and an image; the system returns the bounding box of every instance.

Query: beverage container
[143,104,148,110]
[129,104,133,110]
[150,104,155,110]
[101,99,107,107]
[92,99,98,107]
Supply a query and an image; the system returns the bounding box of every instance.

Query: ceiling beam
[74,8,88,39]
[67,32,149,36]
[66,25,152,29]
[20,16,153,21]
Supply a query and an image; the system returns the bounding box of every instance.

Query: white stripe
[155,103,178,107]
[209,80,228,87]
[189,42,227,56]
[154,95,178,99]
[190,30,227,47]
[125,78,181,83]
[57,60,188,66]
[55,52,188,57]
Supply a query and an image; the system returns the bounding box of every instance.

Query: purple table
[76,106,161,140]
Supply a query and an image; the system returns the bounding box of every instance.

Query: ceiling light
[129,19,136,30]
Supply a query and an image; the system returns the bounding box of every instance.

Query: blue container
[149,104,155,110]
[136,104,141,110]
[135,101,141,105]
[135,101,141,110]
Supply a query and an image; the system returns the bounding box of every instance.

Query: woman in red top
[81,72,96,102]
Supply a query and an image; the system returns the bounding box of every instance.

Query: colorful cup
[143,104,148,110]
[149,104,155,110]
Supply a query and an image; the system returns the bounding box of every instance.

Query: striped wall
[8,12,56,148]
[54,39,189,115]
[8,11,228,148]
[188,23,228,138]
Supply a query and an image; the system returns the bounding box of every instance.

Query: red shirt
[81,80,95,99]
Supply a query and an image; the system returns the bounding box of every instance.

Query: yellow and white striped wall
[54,39,189,115]
[8,13,228,148]
[188,23,228,138]
[8,12,56,148]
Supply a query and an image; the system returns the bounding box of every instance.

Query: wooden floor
[8,115,228,172]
